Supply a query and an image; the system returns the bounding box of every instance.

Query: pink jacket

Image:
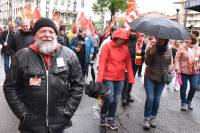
[175,45,200,75]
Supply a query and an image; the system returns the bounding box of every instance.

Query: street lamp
[173,2,182,23]
[176,8,180,22]
[46,0,50,17]
[67,0,71,10]
[73,0,77,13]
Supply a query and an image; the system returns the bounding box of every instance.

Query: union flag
[124,0,139,31]
[22,3,32,19]
[86,17,95,36]
[32,7,41,22]
[77,12,88,29]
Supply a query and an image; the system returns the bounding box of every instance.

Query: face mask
[156,44,167,54]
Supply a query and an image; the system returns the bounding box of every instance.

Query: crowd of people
[0,18,200,132]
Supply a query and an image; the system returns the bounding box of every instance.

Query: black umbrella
[129,16,190,40]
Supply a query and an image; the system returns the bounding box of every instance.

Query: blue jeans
[100,80,124,118]
[180,73,198,104]
[3,54,10,74]
[198,73,200,89]
[144,78,165,118]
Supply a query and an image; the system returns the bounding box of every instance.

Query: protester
[12,19,34,52]
[59,26,69,47]
[175,35,200,111]
[172,40,182,91]
[96,26,117,68]
[137,33,146,77]
[122,30,146,106]
[143,38,172,130]
[69,27,94,77]
[3,18,84,133]
[53,20,66,46]
[1,21,16,74]
[97,28,134,130]
[0,26,3,45]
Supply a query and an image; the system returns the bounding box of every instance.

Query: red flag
[32,7,41,22]
[124,0,139,31]
[86,17,95,36]
[22,3,32,20]
[127,0,137,14]
[77,12,88,29]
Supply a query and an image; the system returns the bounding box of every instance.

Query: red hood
[112,28,129,40]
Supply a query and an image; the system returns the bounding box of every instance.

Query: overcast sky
[136,0,177,15]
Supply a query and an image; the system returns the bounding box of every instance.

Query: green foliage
[93,0,128,21]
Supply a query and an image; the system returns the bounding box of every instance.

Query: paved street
[0,58,200,133]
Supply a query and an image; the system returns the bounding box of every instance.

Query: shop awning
[186,5,200,11]
[186,0,200,12]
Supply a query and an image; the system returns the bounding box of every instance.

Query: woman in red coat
[97,28,134,130]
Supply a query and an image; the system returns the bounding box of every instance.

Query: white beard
[35,39,57,55]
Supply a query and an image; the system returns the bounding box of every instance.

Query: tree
[92,0,128,21]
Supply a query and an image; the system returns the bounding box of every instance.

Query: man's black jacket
[1,30,15,55]
[3,46,84,133]
[12,30,34,53]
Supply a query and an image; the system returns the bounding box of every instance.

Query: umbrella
[129,16,190,40]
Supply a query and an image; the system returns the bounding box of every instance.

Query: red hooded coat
[97,28,134,83]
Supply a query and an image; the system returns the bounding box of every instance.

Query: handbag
[85,81,109,99]
[162,71,173,85]
[160,56,173,85]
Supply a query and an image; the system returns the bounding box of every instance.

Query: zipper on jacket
[40,55,49,126]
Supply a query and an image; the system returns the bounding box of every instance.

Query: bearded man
[3,18,84,133]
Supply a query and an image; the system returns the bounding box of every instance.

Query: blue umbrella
[129,16,190,40]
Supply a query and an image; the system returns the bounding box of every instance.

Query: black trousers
[122,64,139,101]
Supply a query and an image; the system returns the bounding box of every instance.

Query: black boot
[127,84,134,104]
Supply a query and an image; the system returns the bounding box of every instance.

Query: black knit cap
[32,17,58,35]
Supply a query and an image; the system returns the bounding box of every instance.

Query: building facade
[174,0,200,30]
[0,0,96,26]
